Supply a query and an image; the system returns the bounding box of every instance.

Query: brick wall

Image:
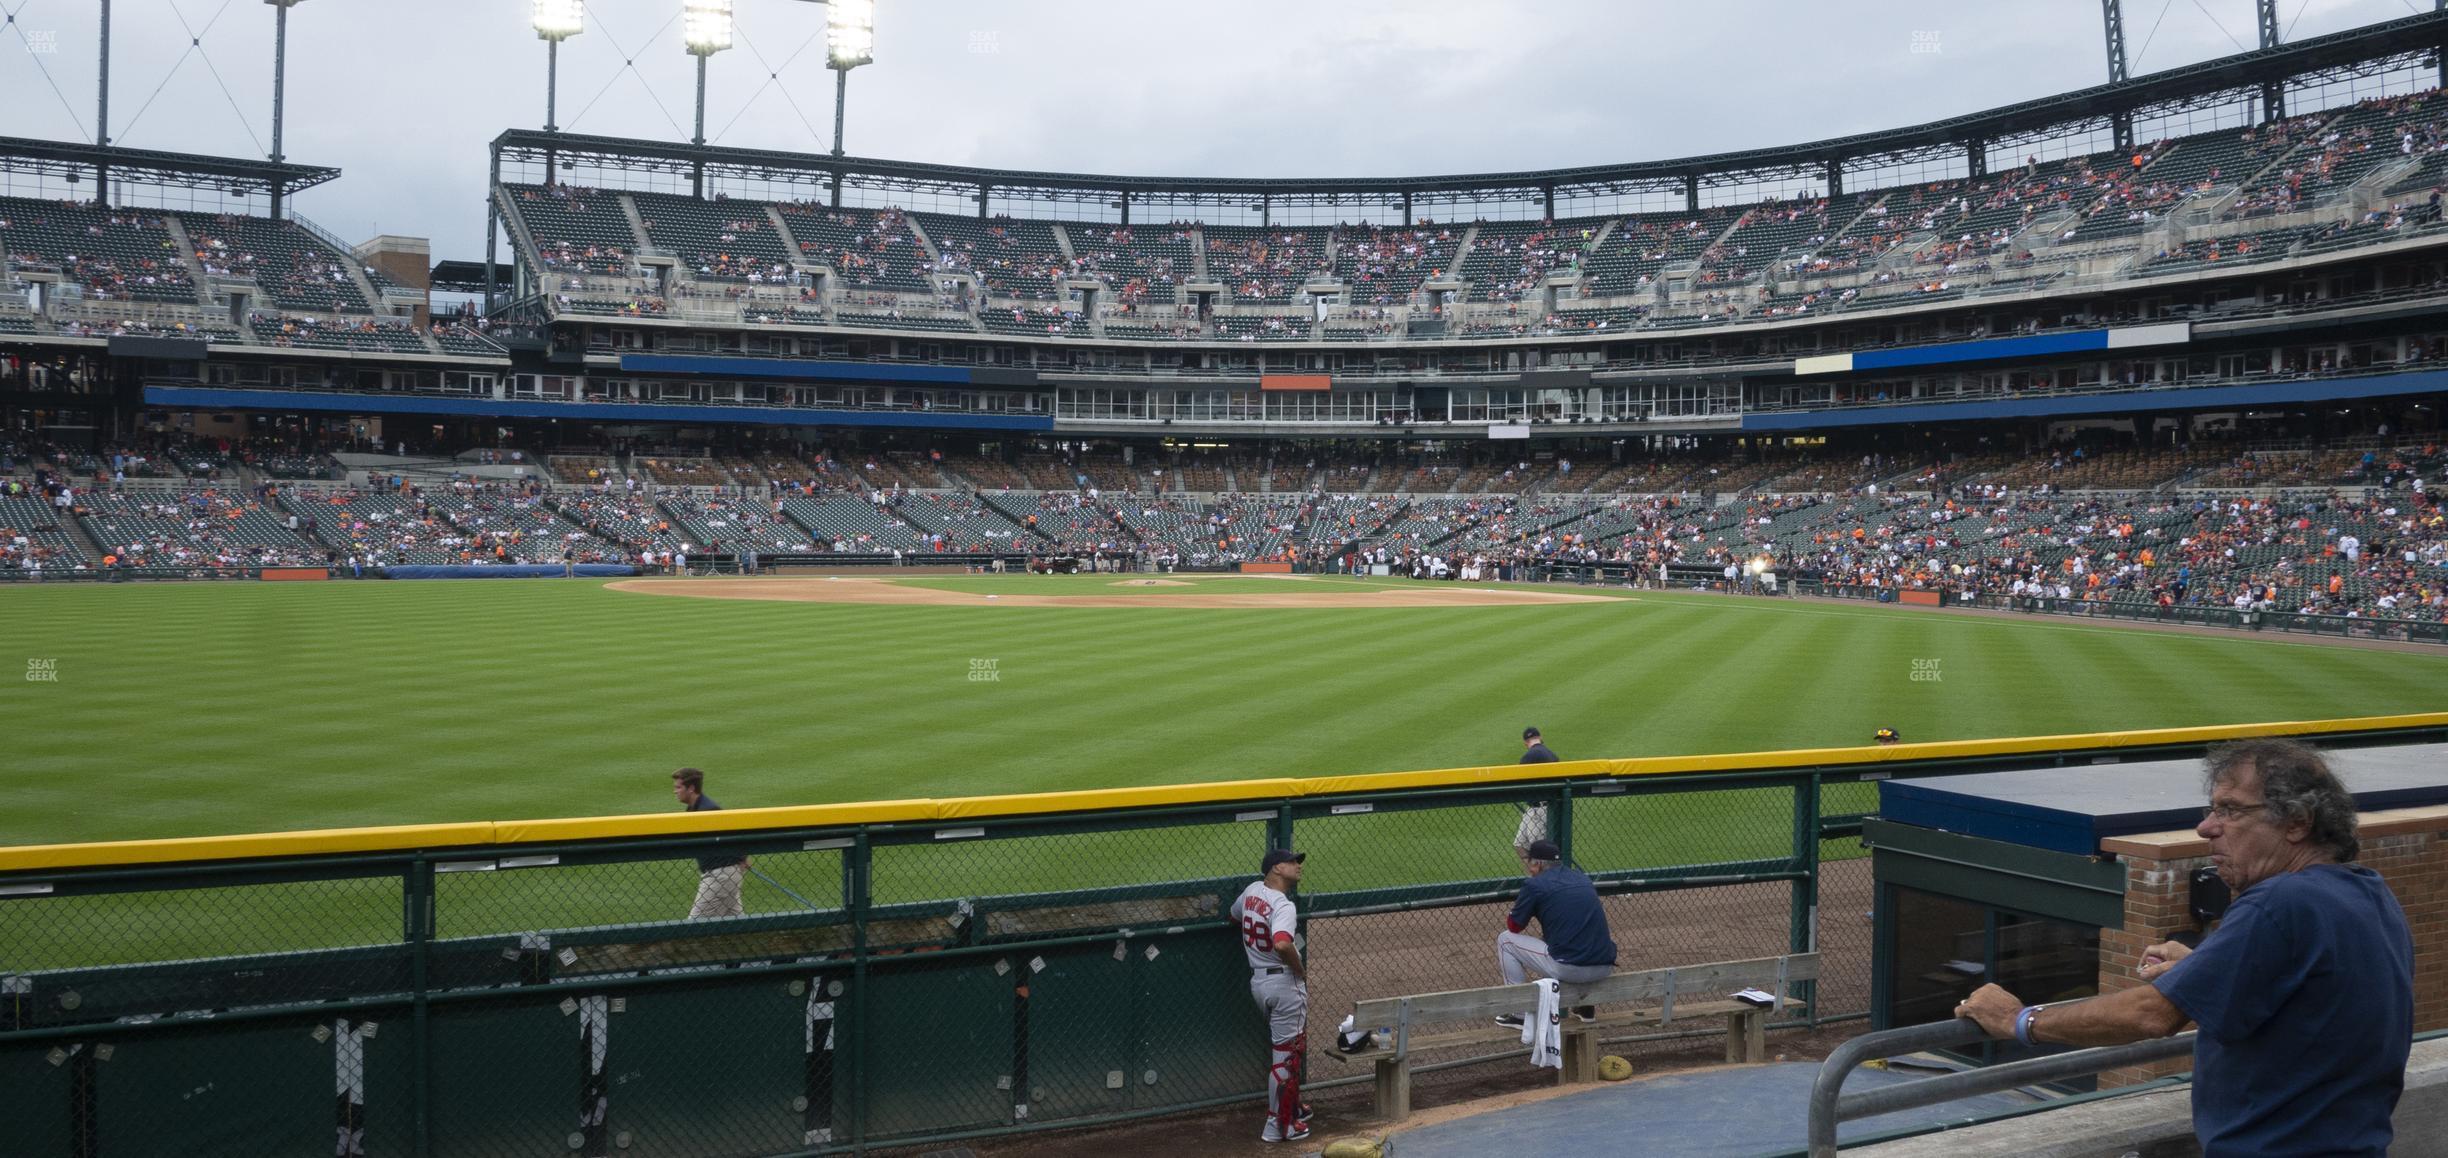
[2098,806,2448,1086]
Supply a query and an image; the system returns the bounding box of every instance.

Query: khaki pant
[689,864,745,919]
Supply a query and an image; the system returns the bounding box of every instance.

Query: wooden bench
[1332,953,1818,1120]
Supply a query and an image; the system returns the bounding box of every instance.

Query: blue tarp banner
[381,564,637,580]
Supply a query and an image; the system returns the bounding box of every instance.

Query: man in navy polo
[1495,839,1617,1027]
[1961,739,2412,1157]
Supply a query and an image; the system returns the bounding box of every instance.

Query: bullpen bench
[1332,952,1817,1120]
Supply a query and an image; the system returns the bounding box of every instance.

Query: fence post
[1792,775,1821,1024]
[848,830,872,1155]
[406,857,435,1158]
[1553,785,1575,864]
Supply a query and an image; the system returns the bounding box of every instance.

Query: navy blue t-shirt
[689,794,746,873]
[1508,864,1617,968]
[2154,863,2411,1158]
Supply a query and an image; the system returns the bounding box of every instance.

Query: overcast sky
[0,0,2429,258]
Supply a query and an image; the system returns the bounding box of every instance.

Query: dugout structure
[2,713,2444,1156]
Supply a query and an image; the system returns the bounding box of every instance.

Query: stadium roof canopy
[0,136,339,199]
[492,8,2448,214]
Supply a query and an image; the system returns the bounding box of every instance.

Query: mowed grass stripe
[6,579,2448,847]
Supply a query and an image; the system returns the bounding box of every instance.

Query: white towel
[1521,978,1562,1068]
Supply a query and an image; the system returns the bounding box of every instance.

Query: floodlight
[533,0,584,41]
[827,0,876,69]
[683,0,734,55]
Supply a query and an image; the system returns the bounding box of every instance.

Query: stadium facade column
[1541,184,1555,221]
[1684,174,1699,213]
[1824,160,1842,198]
[1966,138,1987,180]
[977,182,991,220]
[1401,190,1412,227]
[1116,190,1129,227]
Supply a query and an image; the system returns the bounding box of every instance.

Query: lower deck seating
[79,491,327,569]
[661,496,820,553]
[0,492,90,570]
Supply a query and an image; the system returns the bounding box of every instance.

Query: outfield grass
[4,573,2439,969]
[5,574,2443,850]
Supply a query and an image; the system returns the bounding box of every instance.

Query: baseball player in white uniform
[1237,848,1313,1144]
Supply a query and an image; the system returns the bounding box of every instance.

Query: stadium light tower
[262,0,311,215]
[533,0,585,133]
[683,0,735,147]
[826,0,877,206]
[264,1,308,167]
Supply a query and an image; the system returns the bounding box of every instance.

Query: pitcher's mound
[1112,578,1194,587]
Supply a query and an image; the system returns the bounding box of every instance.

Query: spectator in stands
[1959,738,2412,1157]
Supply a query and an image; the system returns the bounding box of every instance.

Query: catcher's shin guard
[1268,1033,1307,1134]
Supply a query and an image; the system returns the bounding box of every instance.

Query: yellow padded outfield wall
[4,711,2444,874]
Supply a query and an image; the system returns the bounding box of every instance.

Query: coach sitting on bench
[1495,839,1618,1027]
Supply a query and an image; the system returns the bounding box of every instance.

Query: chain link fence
[2,736,2292,1157]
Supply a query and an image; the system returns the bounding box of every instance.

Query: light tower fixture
[683,0,735,148]
[683,0,735,55]
[823,0,877,206]
[533,0,585,133]
[826,0,876,70]
[532,0,584,41]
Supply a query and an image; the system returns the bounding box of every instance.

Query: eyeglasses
[2202,801,2270,823]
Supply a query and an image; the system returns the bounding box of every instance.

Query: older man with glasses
[1958,737,2413,1158]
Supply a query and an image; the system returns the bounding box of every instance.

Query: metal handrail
[1805,1019,2195,1157]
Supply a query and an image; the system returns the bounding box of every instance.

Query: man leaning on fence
[671,767,748,920]
[1959,738,2413,1158]
[1237,848,1313,1144]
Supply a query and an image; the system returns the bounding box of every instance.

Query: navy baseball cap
[1523,726,1542,740]
[1262,848,1305,873]
[1524,840,1562,861]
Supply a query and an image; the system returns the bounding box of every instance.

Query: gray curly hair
[2202,738,2359,863]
